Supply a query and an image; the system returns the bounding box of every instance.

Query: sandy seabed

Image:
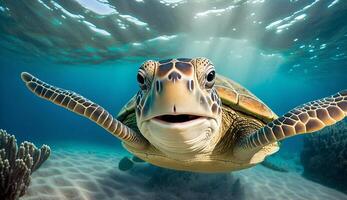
[21,143,347,200]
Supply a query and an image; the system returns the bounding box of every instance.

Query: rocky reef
[301,119,347,193]
[0,129,51,200]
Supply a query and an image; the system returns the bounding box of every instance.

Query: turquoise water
[0,0,347,199]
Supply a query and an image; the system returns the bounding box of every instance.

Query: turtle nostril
[155,80,162,93]
[168,71,181,82]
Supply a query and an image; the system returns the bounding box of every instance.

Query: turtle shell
[215,74,277,123]
[117,74,277,123]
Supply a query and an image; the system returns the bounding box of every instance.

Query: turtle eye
[137,71,147,89]
[205,70,215,88]
[207,70,215,82]
[137,73,145,85]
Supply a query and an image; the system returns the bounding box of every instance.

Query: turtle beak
[141,75,214,122]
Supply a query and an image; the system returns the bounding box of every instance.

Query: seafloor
[21,143,347,200]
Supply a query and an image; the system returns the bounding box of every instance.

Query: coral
[0,129,51,200]
[301,119,347,193]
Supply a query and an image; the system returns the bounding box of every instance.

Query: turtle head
[135,57,222,159]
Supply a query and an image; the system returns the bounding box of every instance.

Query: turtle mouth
[153,114,203,124]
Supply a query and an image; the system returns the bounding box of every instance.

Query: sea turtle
[21,57,347,172]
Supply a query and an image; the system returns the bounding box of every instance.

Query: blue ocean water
[0,0,347,199]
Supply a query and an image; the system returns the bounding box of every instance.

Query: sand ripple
[22,145,347,200]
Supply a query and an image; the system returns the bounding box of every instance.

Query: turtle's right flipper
[234,90,347,161]
[21,72,149,150]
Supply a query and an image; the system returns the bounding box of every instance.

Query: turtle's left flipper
[234,90,347,162]
[21,72,149,150]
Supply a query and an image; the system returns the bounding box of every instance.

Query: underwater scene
[0,0,347,199]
